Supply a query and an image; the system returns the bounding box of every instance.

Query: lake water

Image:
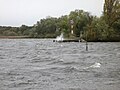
[0,39,120,90]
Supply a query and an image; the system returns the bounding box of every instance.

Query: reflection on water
[0,39,120,90]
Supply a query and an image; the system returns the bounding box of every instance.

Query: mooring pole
[85,30,88,51]
[86,41,88,51]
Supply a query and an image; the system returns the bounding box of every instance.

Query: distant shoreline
[0,36,30,39]
[0,36,120,42]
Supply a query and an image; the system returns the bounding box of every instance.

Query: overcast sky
[0,0,104,26]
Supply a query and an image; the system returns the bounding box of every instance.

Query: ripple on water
[0,39,120,90]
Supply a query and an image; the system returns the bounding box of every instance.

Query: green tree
[19,25,29,35]
[69,10,92,37]
[104,0,120,27]
[34,17,58,38]
[57,15,69,37]
[103,0,120,40]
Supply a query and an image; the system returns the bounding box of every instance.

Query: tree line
[0,0,120,41]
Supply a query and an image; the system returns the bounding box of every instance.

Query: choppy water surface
[0,39,120,90]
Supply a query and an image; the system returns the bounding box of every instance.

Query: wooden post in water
[85,30,88,51]
[86,41,88,51]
